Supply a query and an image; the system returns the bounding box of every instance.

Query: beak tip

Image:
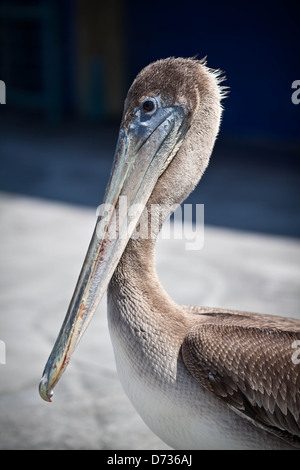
[39,374,54,403]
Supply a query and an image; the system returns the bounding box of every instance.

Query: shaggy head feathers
[122,56,227,129]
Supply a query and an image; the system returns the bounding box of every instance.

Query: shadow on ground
[0,111,299,238]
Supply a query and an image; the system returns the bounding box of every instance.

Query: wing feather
[181,320,300,445]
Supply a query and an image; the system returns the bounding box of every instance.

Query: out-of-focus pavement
[0,192,299,449]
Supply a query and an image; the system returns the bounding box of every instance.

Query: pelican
[39,57,300,449]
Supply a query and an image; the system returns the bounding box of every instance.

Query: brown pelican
[39,57,300,449]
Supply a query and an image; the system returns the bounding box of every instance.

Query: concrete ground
[0,193,299,449]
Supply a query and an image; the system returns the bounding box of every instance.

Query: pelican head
[39,57,224,402]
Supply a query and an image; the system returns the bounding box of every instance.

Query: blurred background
[0,0,299,234]
[0,0,300,451]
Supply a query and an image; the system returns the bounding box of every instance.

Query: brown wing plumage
[181,312,300,447]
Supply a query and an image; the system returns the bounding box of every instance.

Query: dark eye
[142,99,155,113]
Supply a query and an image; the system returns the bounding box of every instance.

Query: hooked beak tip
[39,375,54,403]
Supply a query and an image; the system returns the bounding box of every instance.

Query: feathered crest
[191,54,229,100]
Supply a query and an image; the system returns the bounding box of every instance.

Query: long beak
[39,101,188,402]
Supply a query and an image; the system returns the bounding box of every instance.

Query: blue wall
[125,0,300,140]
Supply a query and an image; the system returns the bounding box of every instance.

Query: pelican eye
[141,98,156,113]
